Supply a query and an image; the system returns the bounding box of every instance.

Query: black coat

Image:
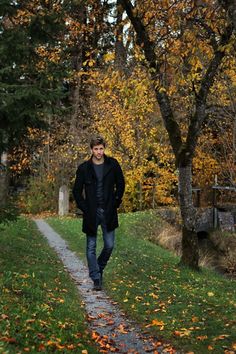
[72,155,125,235]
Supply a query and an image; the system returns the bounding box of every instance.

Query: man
[73,136,125,291]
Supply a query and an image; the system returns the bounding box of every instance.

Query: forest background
[0,1,236,266]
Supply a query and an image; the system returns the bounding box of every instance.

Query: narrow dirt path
[35,219,180,354]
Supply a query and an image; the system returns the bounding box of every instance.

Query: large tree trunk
[178,163,199,269]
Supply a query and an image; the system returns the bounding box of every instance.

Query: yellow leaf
[207,292,214,297]
[174,329,191,337]
[146,319,165,330]
[88,59,95,67]
[103,52,115,62]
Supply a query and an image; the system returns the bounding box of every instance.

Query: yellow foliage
[89,66,177,210]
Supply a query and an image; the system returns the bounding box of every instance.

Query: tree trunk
[0,152,9,209]
[178,163,199,269]
[115,0,127,70]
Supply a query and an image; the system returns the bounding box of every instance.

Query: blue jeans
[86,208,115,281]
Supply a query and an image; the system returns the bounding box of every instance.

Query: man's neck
[92,156,104,165]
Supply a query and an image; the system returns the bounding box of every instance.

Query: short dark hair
[90,136,106,149]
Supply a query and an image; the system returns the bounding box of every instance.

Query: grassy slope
[0,218,99,353]
[47,211,236,354]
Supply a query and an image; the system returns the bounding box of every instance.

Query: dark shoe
[93,279,102,291]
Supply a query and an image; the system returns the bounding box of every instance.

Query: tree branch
[218,0,236,31]
[185,24,233,158]
[120,0,183,159]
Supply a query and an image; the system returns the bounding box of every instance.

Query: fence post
[58,185,69,216]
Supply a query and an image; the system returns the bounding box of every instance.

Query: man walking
[73,136,125,290]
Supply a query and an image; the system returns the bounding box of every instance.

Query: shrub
[0,199,19,226]
[19,175,57,214]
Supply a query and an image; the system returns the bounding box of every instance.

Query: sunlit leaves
[89,66,177,210]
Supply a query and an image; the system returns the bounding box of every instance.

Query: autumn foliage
[1,0,235,214]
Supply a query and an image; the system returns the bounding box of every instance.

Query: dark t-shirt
[93,163,104,207]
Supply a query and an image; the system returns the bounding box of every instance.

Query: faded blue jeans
[86,208,115,281]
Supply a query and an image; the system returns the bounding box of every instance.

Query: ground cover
[47,211,236,354]
[0,218,99,353]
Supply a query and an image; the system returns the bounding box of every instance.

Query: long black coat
[72,155,125,235]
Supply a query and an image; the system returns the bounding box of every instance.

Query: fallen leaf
[1,314,9,320]
[207,292,214,297]
[66,344,75,349]
[213,334,230,341]
[117,324,129,334]
[1,337,17,344]
[197,335,208,341]
[173,329,191,337]
[146,319,164,330]
[38,343,46,351]
[191,316,199,322]
[208,345,214,350]
[26,319,35,323]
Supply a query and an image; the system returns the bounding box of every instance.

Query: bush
[19,175,57,214]
[0,199,19,226]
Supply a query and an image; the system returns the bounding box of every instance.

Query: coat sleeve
[72,164,88,213]
[114,160,125,208]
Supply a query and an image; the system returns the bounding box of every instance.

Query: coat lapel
[103,155,112,177]
[87,158,96,180]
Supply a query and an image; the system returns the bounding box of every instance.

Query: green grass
[47,211,236,354]
[0,217,100,353]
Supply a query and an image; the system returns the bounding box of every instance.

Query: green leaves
[0,1,66,153]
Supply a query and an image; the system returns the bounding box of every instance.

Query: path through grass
[0,218,99,353]
[47,212,236,354]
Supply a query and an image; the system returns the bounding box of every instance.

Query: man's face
[91,144,105,160]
